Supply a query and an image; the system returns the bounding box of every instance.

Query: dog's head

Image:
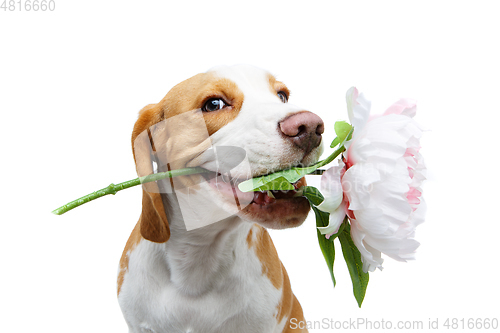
[132,65,324,242]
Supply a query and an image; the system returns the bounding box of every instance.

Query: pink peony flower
[317,87,426,272]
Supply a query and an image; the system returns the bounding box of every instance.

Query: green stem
[51,167,208,215]
[315,126,353,168]
[317,146,345,168]
[53,127,353,215]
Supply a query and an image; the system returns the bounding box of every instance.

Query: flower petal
[350,221,384,272]
[347,115,415,167]
[342,163,381,210]
[383,98,417,118]
[316,162,344,213]
[396,198,427,238]
[318,201,346,237]
[364,233,420,262]
[363,243,384,272]
[346,87,371,132]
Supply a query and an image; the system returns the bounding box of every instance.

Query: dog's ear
[131,104,170,243]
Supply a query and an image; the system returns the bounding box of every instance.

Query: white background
[1,1,499,332]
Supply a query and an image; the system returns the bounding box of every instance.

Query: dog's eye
[203,98,227,112]
[278,91,288,103]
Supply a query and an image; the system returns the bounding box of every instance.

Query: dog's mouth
[200,171,305,207]
[198,168,310,228]
[248,179,304,205]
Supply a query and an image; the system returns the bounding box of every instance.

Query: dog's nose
[279,111,324,155]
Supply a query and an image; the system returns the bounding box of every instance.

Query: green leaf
[237,174,294,192]
[311,205,336,287]
[277,165,320,184]
[238,164,318,192]
[338,222,369,307]
[303,185,344,241]
[330,121,353,148]
[301,185,324,206]
[248,176,295,191]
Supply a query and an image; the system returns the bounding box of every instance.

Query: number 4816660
[1,0,56,11]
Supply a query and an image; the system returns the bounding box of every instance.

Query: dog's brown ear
[132,104,170,243]
[139,190,170,243]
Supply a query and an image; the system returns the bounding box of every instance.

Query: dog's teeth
[293,188,304,197]
[267,190,275,199]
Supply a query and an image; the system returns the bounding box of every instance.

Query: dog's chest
[119,231,287,333]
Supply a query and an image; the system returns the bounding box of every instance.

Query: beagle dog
[117,65,324,333]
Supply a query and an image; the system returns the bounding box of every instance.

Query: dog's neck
[159,193,253,296]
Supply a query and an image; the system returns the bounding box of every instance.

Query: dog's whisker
[220,173,231,184]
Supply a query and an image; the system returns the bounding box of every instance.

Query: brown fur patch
[248,224,307,331]
[251,225,283,289]
[199,78,244,136]
[160,74,244,136]
[276,260,306,331]
[268,74,291,101]
[117,222,142,296]
[276,263,293,322]
[246,225,254,248]
[281,294,307,332]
